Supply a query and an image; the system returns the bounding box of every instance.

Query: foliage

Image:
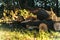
[20,9,37,19]
[0,9,36,23]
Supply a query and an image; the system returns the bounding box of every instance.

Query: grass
[0,29,60,40]
[0,30,60,40]
[0,24,60,40]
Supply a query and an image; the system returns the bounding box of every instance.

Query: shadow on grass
[0,23,39,34]
[0,23,24,31]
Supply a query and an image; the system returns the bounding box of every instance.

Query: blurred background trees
[34,0,59,16]
[0,0,60,18]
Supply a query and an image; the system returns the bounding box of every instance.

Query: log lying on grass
[3,8,60,31]
[33,8,60,31]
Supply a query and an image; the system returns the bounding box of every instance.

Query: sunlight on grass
[0,30,60,40]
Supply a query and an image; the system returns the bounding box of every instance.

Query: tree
[0,0,59,16]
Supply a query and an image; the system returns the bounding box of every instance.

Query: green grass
[0,30,60,40]
[0,24,60,40]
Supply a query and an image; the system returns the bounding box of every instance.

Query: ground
[0,23,60,40]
